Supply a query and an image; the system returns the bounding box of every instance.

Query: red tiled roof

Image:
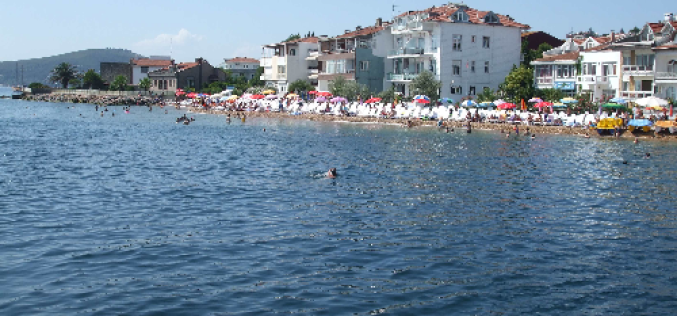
[284,37,319,44]
[583,44,611,52]
[534,51,579,62]
[177,62,198,70]
[653,44,677,50]
[648,23,664,33]
[226,57,259,64]
[336,26,385,39]
[573,39,585,45]
[396,5,529,29]
[132,59,173,67]
[593,37,612,44]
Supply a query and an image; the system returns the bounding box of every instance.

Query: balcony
[388,48,437,58]
[536,77,553,85]
[387,72,439,82]
[261,57,272,67]
[655,72,677,81]
[620,91,654,100]
[622,65,654,77]
[391,21,432,34]
[576,75,609,85]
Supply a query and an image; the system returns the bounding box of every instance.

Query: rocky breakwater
[24,93,166,106]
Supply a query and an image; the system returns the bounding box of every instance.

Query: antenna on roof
[392,3,398,19]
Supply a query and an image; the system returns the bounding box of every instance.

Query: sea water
[1,98,677,315]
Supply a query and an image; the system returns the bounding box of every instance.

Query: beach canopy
[609,97,627,104]
[175,91,186,96]
[365,98,382,104]
[286,93,299,99]
[413,95,430,104]
[528,97,543,103]
[534,102,553,108]
[493,99,507,105]
[316,97,327,103]
[560,97,579,104]
[439,98,455,104]
[635,96,669,107]
[241,93,253,99]
[479,102,495,108]
[553,103,567,108]
[186,92,198,98]
[250,95,265,100]
[498,103,517,110]
[265,95,278,100]
[228,95,239,100]
[308,91,317,95]
[602,103,627,109]
[262,90,276,95]
[331,97,348,103]
[316,91,332,97]
[461,100,478,107]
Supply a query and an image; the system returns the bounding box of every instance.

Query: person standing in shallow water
[466,122,471,134]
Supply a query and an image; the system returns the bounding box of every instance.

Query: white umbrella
[635,96,669,107]
[493,99,507,106]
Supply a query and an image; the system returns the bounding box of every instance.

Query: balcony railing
[655,72,677,80]
[388,48,438,58]
[536,77,553,84]
[622,65,654,76]
[620,91,653,100]
[387,72,439,81]
[576,75,609,84]
[393,21,427,33]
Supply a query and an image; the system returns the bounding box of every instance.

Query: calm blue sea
[1,97,677,315]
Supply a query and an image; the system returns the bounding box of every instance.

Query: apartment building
[388,3,528,99]
[261,37,319,94]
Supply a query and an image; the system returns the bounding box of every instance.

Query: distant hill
[0,49,143,86]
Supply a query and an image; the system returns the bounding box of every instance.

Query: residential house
[147,58,226,93]
[577,46,622,100]
[388,3,529,99]
[531,52,579,96]
[131,56,173,85]
[222,57,260,80]
[261,37,320,94]
[315,19,393,93]
[653,44,677,101]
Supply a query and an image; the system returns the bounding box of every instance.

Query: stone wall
[100,62,132,85]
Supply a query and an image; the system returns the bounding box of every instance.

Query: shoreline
[187,108,677,140]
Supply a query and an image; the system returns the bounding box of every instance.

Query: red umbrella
[186,92,198,98]
[498,103,517,110]
[414,99,430,104]
[317,92,333,97]
[534,102,553,108]
[308,91,318,95]
[250,95,265,100]
[365,98,382,104]
[175,91,186,96]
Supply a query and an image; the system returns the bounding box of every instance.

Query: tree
[329,76,349,97]
[537,88,564,102]
[288,79,315,94]
[283,33,301,42]
[82,69,105,90]
[410,70,442,101]
[249,67,264,87]
[630,26,641,35]
[28,82,48,89]
[376,85,396,104]
[68,78,82,89]
[110,75,128,91]
[50,62,79,88]
[499,65,534,103]
[476,87,497,103]
[138,77,151,91]
[535,43,553,59]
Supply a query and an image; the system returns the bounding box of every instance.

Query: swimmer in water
[584,133,590,138]
[645,153,651,159]
[531,133,535,139]
[634,137,639,144]
[327,168,337,179]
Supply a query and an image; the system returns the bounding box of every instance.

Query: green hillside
[0,49,143,86]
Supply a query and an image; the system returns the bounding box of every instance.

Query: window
[669,60,677,73]
[278,65,286,74]
[418,37,425,49]
[484,13,499,24]
[485,61,490,73]
[163,80,168,90]
[469,86,476,95]
[141,66,149,73]
[471,61,476,73]
[556,65,575,78]
[452,60,461,76]
[623,81,629,91]
[471,35,476,43]
[602,63,617,76]
[360,61,370,71]
[483,37,490,49]
[289,49,296,56]
[187,77,195,88]
[169,80,173,88]
[452,10,468,22]
[452,35,462,51]
[451,86,462,94]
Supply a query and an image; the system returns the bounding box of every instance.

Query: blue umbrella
[439,98,455,104]
[461,100,478,107]
[479,102,495,108]
[560,98,579,104]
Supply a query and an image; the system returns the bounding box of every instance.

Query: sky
[0,0,674,63]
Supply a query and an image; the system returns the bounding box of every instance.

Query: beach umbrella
[262,89,276,95]
[265,95,278,100]
[602,103,627,110]
[461,100,478,107]
[479,102,495,108]
[219,96,229,102]
[439,98,455,104]
[498,103,517,110]
[250,95,265,100]
[308,91,318,95]
[553,103,567,109]
[534,102,553,108]
[560,97,578,104]
[228,95,239,100]
[493,99,507,105]
[331,97,348,103]
[186,92,198,98]
[635,96,669,107]
[528,97,543,103]
[365,98,382,104]
[286,93,299,99]
[413,95,430,102]
[175,91,186,96]
[609,97,627,104]
[316,91,332,97]
[316,97,327,103]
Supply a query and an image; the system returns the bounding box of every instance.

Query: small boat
[627,119,653,133]
[595,118,624,136]
[654,121,677,134]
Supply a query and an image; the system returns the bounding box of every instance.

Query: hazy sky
[1,0,673,63]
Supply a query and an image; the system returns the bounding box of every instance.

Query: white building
[654,44,677,100]
[532,52,579,96]
[388,3,528,99]
[577,48,622,100]
[131,56,173,85]
[261,37,320,94]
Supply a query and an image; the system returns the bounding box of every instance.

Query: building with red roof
[222,57,260,81]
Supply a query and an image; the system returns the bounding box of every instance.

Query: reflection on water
[1,99,677,315]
